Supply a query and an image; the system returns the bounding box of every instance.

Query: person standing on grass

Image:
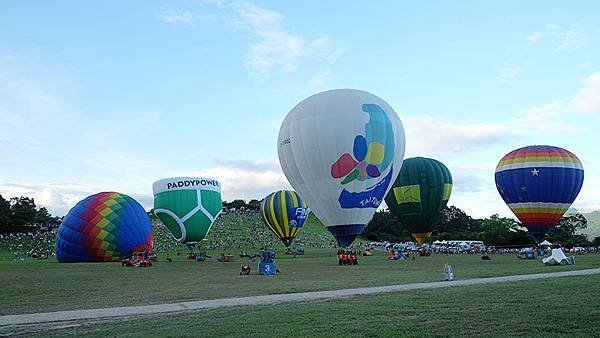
[443,263,453,281]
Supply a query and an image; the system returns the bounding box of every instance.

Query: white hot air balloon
[278,89,406,247]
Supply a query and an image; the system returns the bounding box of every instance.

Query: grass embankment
[40,275,600,337]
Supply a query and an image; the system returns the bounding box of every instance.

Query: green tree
[364,210,412,242]
[247,199,261,211]
[34,207,60,228]
[10,197,39,230]
[0,195,60,233]
[0,194,13,232]
[430,206,482,241]
[592,236,600,247]
[546,213,590,247]
[223,199,247,210]
[480,214,533,246]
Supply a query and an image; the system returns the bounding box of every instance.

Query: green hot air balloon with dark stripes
[384,157,452,245]
[153,177,222,243]
[260,190,309,247]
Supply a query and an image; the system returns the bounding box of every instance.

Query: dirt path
[1,268,599,329]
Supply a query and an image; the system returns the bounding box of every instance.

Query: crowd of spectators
[4,211,598,264]
[369,240,600,258]
[150,210,338,256]
[0,229,56,261]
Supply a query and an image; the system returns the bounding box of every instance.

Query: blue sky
[1,1,599,217]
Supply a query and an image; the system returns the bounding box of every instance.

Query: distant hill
[152,211,345,252]
[581,210,600,241]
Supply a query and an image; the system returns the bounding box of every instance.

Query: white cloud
[158,1,342,76]
[189,158,290,202]
[557,29,584,51]
[496,65,521,82]
[403,116,517,157]
[450,166,491,194]
[0,182,94,216]
[308,69,331,90]
[225,1,341,75]
[568,72,600,115]
[0,61,65,148]
[529,25,586,52]
[578,63,591,69]
[0,57,168,216]
[512,102,585,134]
[402,100,584,163]
[572,165,600,213]
[158,8,195,23]
[527,32,541,43]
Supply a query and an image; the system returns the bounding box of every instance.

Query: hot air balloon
[56,192,153,262]
[152,177,222,243]
[278,89,406,247]
[495,145,584,239]
[260,190,309,247]
[384,157,453,245]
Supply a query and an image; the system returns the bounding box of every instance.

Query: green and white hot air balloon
[152,177,222,243]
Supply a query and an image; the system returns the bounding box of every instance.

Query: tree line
[363,206,599,247]
[0,195,61,233]
[3,194,598,247]
[223,199,261,211]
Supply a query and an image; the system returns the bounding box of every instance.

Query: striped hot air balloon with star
[260,190,309,247]
[494,145,584,239]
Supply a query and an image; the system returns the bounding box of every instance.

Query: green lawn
[1,250,599,316]
[42,275,600,337]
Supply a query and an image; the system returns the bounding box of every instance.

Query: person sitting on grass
[388,250,396,260]
[341,250,350,265]
[337,250,345,265]
[350,251,358,265]
[395,250,406,260]
[240,264,251,275]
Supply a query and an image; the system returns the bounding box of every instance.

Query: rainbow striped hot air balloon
[56,192,153,262]
[260,190,309,247]
[495,145,584,239]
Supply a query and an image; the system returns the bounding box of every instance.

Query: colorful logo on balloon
[331,104,395,208]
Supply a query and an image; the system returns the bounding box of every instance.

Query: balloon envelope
[260,190,309,247]
[278,89,406,247]
[384,157,453,245]
[56,192,153,262]
[153,177,222,243]
[495,145,584,238]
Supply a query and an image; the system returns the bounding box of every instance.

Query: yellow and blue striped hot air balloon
[260,190,309,247]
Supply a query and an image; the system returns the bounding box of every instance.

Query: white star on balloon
[531,168,540,176]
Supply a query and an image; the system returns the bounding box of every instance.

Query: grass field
[16,275,600,337]
[2,213,600,336]
[2,249,599,316]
